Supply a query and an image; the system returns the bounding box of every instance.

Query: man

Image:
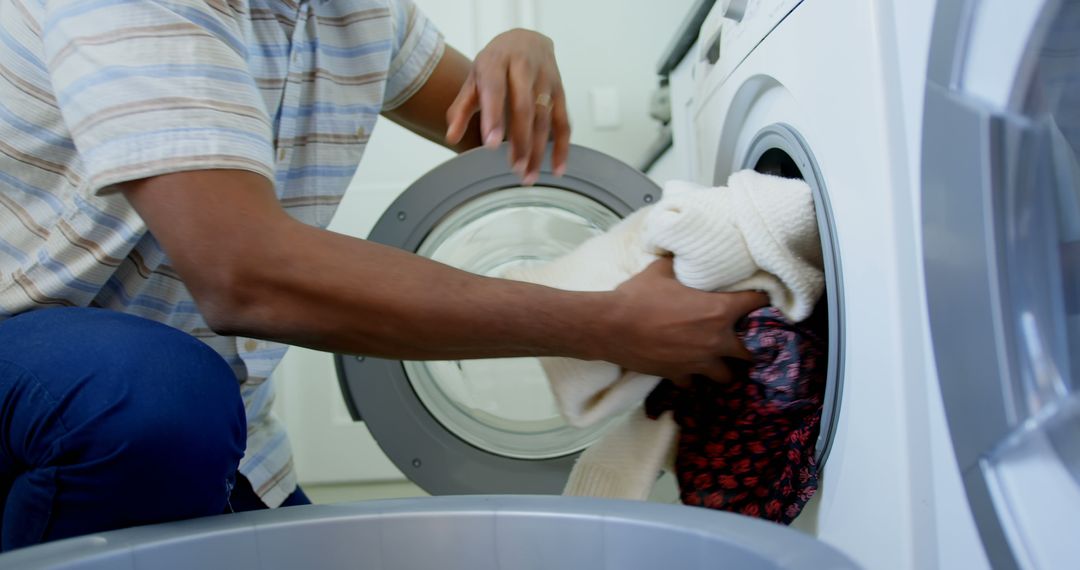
[0,0,765,551]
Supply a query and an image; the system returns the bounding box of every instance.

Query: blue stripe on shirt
[57,65,257,107]
[0,102,77,152]
[281,102,380,118]
[83,127,271,162]
[241,430,287,472]
[72,195,142,245]
[43,0,145,35]
[0,170,66,215]
[283,164,357,180]
[253,38,392,59]
[169,5,248,58]
[35,250,103,294]
[100,278,203,315]
[0,23,47,72]
[0,236,29,264]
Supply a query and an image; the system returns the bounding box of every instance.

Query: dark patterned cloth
[644,304,827,525]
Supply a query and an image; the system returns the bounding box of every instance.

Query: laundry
[502,170,826,512]
[644,304,827,524]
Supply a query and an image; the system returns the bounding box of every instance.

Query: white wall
[273,0,697,493]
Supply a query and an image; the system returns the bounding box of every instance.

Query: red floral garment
[644,304,827,525]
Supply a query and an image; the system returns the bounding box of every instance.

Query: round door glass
[1002,1,1080,414]
[404,187,623,459]
[978,5,1080,565]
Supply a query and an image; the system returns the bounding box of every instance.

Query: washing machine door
[335,144,659,496]
[923,0,1080,568]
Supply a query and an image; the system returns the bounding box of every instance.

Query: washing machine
[687,1,928,566]
[682,0,1079,568]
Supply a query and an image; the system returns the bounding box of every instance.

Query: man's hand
[445,29,571,185]
[599,258,768,382]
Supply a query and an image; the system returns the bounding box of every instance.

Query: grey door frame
[335,144,660,495]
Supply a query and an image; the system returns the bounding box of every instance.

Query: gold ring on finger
[535,93,553,110]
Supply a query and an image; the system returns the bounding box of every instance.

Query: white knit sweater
[502,170,824,500]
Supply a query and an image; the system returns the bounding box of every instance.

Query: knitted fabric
[643,173,824,321]
[561,409,679,501]
[501,171,823,429]
[645,305,827,524]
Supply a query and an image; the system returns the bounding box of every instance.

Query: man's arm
[120,169,765,380]
[382,45,485,153]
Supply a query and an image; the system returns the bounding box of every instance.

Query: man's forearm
[123,169,766,381]
[221,217,611,360]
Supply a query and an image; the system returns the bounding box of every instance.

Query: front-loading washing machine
[688,1,929,566]
[679,0,1079,569]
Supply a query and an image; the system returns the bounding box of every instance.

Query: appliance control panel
[695,0,803,90]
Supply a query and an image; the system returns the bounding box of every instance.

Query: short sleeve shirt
[0,0,445,506]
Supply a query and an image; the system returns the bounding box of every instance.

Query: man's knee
[0,308,245,487]
[0,308,248,547]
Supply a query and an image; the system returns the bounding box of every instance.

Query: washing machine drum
[336,145,659,495]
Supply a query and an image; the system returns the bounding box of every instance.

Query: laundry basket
[0,496,858,569]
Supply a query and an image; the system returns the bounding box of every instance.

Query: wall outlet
[589,86,622,130]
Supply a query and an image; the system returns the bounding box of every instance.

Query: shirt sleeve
[42,0,276,196]
[381,0,446,111]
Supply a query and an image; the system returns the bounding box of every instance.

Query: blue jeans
[0,308,308,552]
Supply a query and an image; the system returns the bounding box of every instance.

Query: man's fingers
[445,74,479,145]
[641,256,676,279]
[550,90,571,177]
[726,290,770,317]
[476,61,508,148]
[522,98,551,185]
[507,60,537,176]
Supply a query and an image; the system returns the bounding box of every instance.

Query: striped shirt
[0,0,444,506]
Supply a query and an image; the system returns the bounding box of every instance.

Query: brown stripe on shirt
[277,132,368,147]
[288,68,386,87]
[384,34,443,110]
[248,8,278,21]
[279,194,344,208]
[9,0,41,36]
[48,24,219,68]
[92,155,274,188]
[57,220,124,267]
[189,327,218,338]
[315,7,389,27]
[14,271,77,307]
[154,263,183,282]
[0,139,82,187]
[255,457,295,497]
[0,61,58,105]
[254,76,287,90]
[202,0,238,19]
[70,97,270,137]
[0,193,51,240]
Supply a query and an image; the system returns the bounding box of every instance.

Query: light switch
[589,87,622,130]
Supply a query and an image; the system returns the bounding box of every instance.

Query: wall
[272,0,696,499]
